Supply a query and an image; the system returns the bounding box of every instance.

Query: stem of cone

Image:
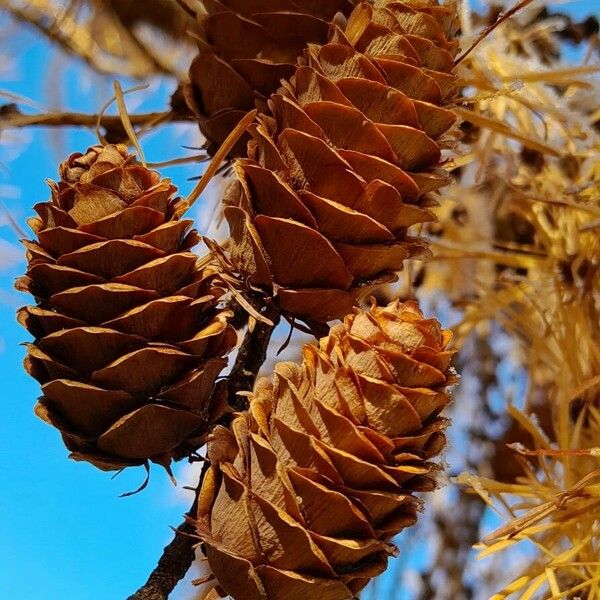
[227,299,281,412]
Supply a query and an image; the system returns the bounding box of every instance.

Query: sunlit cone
[197,299,456,599]
[224,0,460,322]
[186,0,358,154]
[16,144,237,471]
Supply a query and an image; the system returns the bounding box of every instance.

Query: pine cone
[16,145,236,471]
[186,0,358,154]
[224,0,460,323]
[197,299,456,599]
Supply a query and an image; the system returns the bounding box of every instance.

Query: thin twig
[455,0,535,64]
[174,0,197,19]
[0,104,192,146]
[125,487,200,600]
[127,298,280,599]
[1,0,157,78]
[0,105,189,130]
[108,7,181,78]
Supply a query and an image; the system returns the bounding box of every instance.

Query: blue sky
[1,1,598,599]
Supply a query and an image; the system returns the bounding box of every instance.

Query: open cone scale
[223,0,460,323]
[197,299,456,599]
[16,145,236,470]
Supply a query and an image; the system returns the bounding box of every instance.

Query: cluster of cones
[17,1,460,598]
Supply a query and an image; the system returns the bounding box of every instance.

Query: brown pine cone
[224,0,460,323]
[197,299,457,599]
[16,144,236,471]
[186,0,358,154]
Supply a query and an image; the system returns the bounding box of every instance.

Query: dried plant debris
[427,3,600,597]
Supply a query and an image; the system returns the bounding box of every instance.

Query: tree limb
[126,509,199,600]
[226,299,281,412]
[0,102,188,127]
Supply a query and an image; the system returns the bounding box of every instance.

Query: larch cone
[17,144,236,471]
[197,299,457,599]
[187,0,359,154]
[224,0,461,323]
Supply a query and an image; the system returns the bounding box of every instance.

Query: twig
[0,104,193,144]
[174,0,198,19]
[126,486,200,600]
[1,0,157,78]
[127,297,280,600]
[455,0,535,65]
[108,7,181,78]
[227,298,281,412]
[0,105,189,131]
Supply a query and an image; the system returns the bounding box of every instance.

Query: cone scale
[223,0,460,323]
[17,145,236,470]
[197,299,456,600]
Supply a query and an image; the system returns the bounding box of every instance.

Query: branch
[0,104,194,139]
[416,331,499,600]
[227,298,281,412]
[127,298,280,600]
[0,104,195,144]
[126,506,198,600]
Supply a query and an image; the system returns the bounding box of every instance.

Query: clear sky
[1,1,598,599]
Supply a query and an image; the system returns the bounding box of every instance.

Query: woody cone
[187,0,358,154]
[17,145,236,471]
[197,299,456,599]
[225,0,460,323]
